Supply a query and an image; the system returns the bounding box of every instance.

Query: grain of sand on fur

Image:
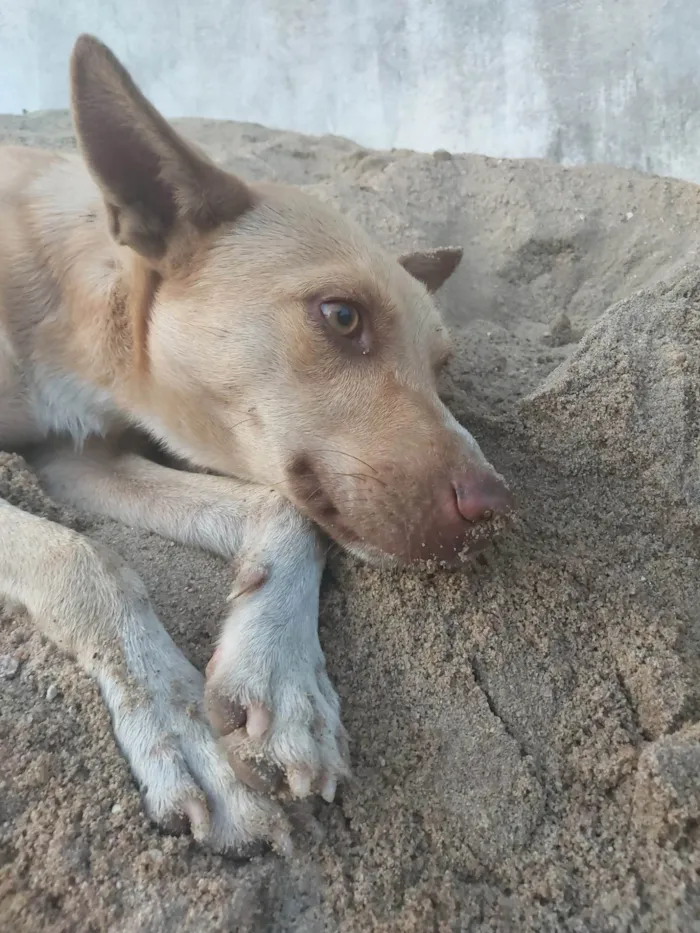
[1,112,700,933]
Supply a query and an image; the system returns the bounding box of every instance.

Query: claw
[246,703,270,738]
[271,825,294,857]
[181,795,211,841]
[288,768,312,799]
[321,776,337,803]
[205,647,221,679]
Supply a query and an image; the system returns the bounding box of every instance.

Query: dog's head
[70,36,514,565]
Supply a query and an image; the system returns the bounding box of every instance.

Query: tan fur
[0,36,513,851]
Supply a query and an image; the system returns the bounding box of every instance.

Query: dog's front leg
[33,442,281,559]
[204,500,350,803]
[0,499,290,853]
[35,443,350,801]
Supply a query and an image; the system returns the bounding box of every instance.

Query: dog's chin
[335,536,490,571]
[319,518,489,570]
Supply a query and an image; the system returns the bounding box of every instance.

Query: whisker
[302,447,379,475]
[228,417,257,432]
[316,470,387,488]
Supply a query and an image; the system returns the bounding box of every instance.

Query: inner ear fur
[398,247,463,293]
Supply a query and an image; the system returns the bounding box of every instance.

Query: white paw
[97,622,292,854]
[205,607,349,802]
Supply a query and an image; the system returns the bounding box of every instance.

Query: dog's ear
[398,247,463,293]
[70,35,253,261]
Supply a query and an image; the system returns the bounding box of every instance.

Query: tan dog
[0,36,513,853]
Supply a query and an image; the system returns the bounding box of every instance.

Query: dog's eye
[320,301,362,338]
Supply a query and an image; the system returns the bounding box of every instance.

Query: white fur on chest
[30,365,121,442]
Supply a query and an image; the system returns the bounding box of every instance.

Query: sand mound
[524,270,700,535]
[1,112,699,932]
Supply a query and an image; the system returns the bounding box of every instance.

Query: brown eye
[320,301,362,337]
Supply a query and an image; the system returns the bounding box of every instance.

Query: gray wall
[2,0,700,181]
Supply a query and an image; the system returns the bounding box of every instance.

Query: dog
[0,35,513,853]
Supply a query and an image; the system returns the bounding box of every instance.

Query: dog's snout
[289,453,515,563]
[451,471,514,524]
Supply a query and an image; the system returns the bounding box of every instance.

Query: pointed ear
[70,35,253,260]
[398,247,463,293]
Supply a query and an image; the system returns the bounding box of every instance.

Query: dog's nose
[452,471,514,523]
[416,468,514,563]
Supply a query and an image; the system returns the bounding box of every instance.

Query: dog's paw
[205,639,350,802]
[100,652,292,855]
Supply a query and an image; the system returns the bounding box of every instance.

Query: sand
[1,111,700,933]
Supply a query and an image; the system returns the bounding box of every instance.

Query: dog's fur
[0,36,512,852]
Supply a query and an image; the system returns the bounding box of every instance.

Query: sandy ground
[1,111,700,933]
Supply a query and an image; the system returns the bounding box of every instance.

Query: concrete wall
[2,0,700,181]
